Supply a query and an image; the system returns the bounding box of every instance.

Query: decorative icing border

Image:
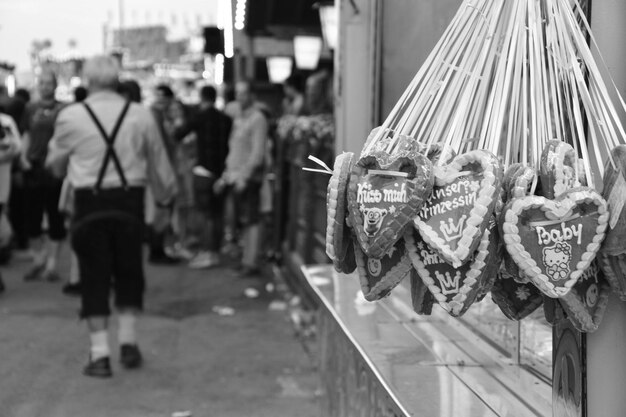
[405,229,491,317]
[353,240,413,302]
[325,152,353,262]
[348,154,433,260]
[598,253,626,301]
[559,281,610,333]
[502,189,609,298]
[414,150,499,267]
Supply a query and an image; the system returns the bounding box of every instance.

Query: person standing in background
[0,112,22,291]
[20,70,67,282]
[148,84,191,263]
[282,74,305,116]
[7,88,30,256]
[214,81,267,277]
[46,55,177,378]
[174,85,232,269]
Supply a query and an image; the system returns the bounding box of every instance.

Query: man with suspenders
[46,56,177,377]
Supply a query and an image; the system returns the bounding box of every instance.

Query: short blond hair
[83,55,120,89]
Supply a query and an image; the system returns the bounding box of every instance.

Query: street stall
[286,0,626,415]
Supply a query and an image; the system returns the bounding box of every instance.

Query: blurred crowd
[0,54,331,378]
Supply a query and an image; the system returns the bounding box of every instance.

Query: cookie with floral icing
[491,266,543,320]
[501,188,609,298]
[353,237,412,301]
[414,150,502,267]
[348,134,433,259]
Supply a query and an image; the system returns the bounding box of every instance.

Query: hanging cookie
[405,227,496,317]
[539,140,585,199]
[491,266,544,321]
[409,269,435,315]
[501,188,609,298]
[559,260,610,333]
[414,149,503,267]
[347,133,434,259]
[325,152,357,273]
[498,163,537,284]
[353,237,413,301]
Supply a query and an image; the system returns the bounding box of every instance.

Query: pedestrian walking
[46,55,177,378]
[214,81,268,276]
[20,70,67,282]
[174,85,232,269]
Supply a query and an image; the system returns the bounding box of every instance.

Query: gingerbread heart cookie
[501,188,609,298]
[491,266,543,320]
[405,228,495,317]
[326,152,357,273]
[409,269,435,315]
[559,260,610,333]
[347,134,433,259]
[414,150,502,267]
[498,164,537,284]
[598,253,626,301]
[353,237,412,301]
[601,145,626,256]
[539,140,584,199]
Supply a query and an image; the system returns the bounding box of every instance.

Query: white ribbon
[302,155,333,175]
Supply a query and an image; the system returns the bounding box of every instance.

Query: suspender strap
[83,100,131,192]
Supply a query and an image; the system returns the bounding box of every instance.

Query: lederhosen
[71,101,146,318]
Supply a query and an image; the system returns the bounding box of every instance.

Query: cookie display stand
[279,0,626,415]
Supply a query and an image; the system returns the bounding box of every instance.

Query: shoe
[23,264,44,281]
[83,356,113,378]
[165,243,195,261]
[41,269,61,282]
[148,252,181,265]
[188,251,220,269]
[62,282,81,297]
[120,344,143,369]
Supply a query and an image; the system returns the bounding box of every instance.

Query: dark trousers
[72,187,145,318]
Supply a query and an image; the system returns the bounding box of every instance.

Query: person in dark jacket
[175,85,232,268]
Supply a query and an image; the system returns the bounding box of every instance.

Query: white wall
[587,1,626,416]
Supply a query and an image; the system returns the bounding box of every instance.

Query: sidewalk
[0,248,320,417]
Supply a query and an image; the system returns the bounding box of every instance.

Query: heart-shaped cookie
[409,269,435,315]
[501,188,609,298]
[353,237,412,301]
[326,152,357,273]
[405,228,495,317]
[414,150,502,267]
[559,260,610,333]
[600,145,626,256]
[598,253,626,301]
[491,266,544,320]
[347,134,433,259]
[539,140,584,199]
[498,164,537,284]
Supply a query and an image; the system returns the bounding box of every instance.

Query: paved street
[0,247,319,417]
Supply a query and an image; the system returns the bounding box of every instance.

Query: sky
[0,0,219,71]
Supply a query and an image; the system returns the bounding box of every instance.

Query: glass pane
[458,294,519,358]
[520,308,553,379]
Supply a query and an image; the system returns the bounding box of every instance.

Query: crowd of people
[0,55,278,377]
